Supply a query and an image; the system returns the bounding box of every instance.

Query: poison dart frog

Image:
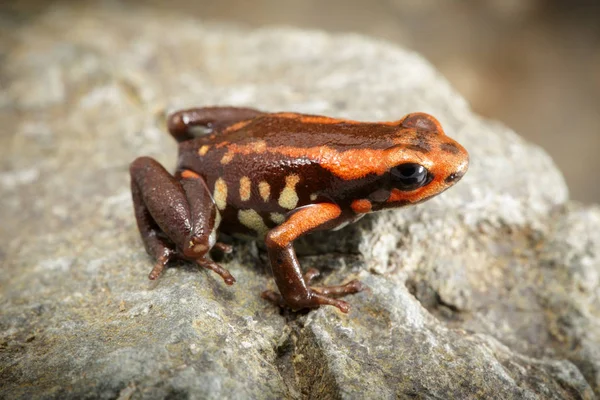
[130,107,469,313]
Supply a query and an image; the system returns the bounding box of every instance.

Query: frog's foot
[196,258,236,285]
[262,269,365,313]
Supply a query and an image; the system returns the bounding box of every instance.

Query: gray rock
[1,3,598,399]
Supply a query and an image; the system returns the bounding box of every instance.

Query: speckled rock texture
[1,3,599,400]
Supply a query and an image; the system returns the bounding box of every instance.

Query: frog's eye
[391,163,430,191]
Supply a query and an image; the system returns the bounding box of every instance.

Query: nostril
[445,171,463,184]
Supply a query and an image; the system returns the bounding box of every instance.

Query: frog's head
[367,112,469,212]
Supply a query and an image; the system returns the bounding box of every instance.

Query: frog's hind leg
[130,157,177,279]
[167,107,264,142]
[130,156,235,284]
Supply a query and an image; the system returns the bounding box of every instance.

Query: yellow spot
[258,181,271,202]
[278,174,300,210]
[239,176,251,201]
[213,178,228,210]
[198,145,210,156]
[221,152,234,164]
[270,212,286,225]
[238,209,269,237]
[310,193,318,201]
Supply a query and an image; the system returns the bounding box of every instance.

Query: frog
[130,106,469,313]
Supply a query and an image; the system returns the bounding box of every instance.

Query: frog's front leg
[130,157,235,285]
[167,106,264,142]
[262,204,364,313]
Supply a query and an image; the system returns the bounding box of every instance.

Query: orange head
[368,112,469,212]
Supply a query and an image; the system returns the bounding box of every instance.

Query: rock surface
[1,3,599,399]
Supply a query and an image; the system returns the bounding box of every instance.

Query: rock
[1,2,599,399]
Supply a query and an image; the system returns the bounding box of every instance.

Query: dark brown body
[130,107,469,313]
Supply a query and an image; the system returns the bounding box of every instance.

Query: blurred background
[2,0,599,203]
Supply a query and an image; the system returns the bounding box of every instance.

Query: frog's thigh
[264,203,342,307]
[130,157,196,254]
[167,107,264,142]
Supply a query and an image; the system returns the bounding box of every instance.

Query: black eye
[391,163,429,191]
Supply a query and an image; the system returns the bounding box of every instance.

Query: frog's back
[211,112,401,151]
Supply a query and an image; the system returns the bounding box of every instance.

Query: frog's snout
[445,153,469,185]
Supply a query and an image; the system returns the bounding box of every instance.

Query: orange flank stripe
[215,142,420,180]
[181,169,201,179]
[351,199,372,213]
[268,203,341,247]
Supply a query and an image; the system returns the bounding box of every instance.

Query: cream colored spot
[193,244,208,253]
[221,152,234,164]
[310,193,318,201]
[250,140,267,152]
[198,145,210,156]
[270,212,286,225]
[239,176,252,201]
[278,174,301,210]
[214,209,222,228]
[238,209,269,237]
[213,178,228,210]
[258,181,271,202]
[209,211,221,248]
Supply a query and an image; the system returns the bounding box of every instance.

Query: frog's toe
[308,293,351,313]
[148,254,171,280]
[311,279,365,296]
[303,268,321,284]
[213,242,233,254]
[196,258,236,285]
